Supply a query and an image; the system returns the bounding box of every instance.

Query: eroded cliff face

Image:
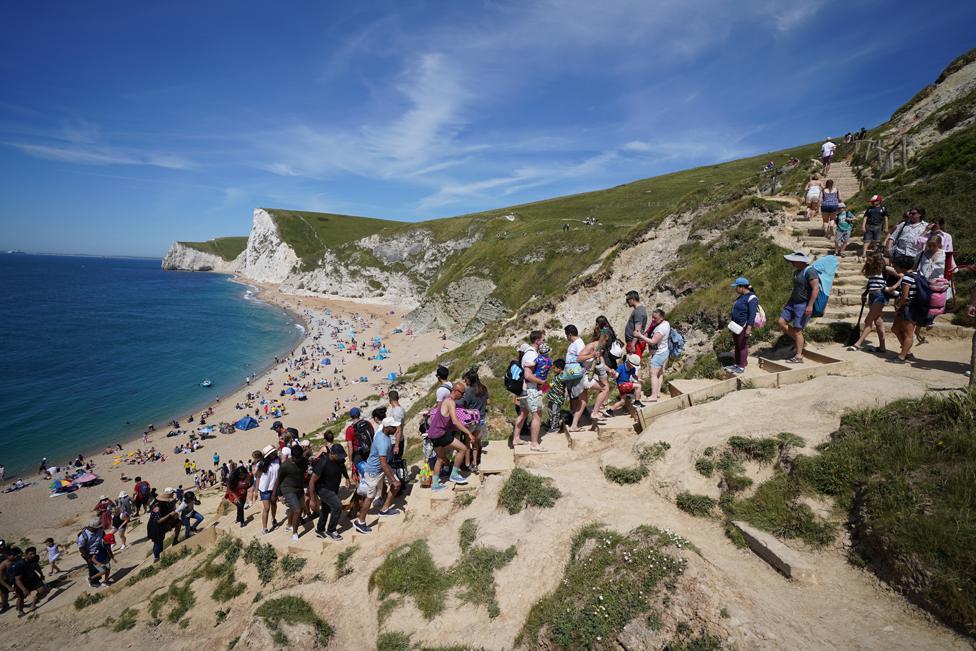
[240,209,299,283]
[161,243,241,273]
[217,209,492,335]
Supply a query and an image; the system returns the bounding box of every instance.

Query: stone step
[732,520,815,582]
[513,429,572,468]
[477,445,515,475]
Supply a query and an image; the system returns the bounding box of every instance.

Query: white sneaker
[291,533,299,542]
[117,544,126,552]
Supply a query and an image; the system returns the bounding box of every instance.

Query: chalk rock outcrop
[240,209,299,283]
[161,243,241,273]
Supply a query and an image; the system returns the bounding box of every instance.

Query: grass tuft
[604,464,650,484]
[109,607,138,632]
[458,519,478,552]
[498,468,561,514]
[335,544,358,578]
[369,540,454,619]
[280,554,307,576]
[377,631,412,651]
[694,458,714,477]
[676,492,717,517]
[243,539,278,583]
[635,441,671,464]
[74,591,104,610]
[518,523,690,648]
[256,596,333,647]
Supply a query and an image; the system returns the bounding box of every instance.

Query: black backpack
[353,420,374,461]
[504,360,524,395]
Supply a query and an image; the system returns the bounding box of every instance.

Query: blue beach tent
[379,347,390,354]
[235,416,259,431]
[284,387,296,395]
[320,358,332,365]
[387,372,397,381]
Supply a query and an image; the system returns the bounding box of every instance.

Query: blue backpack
[807,255,838,318]
[668,328,685,358]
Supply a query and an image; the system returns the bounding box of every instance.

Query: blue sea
[0,254,303,476]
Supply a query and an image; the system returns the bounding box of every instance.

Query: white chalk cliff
[161,243,242,273]
[162,208,496,338]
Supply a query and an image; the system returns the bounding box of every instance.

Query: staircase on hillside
[790,160,966,336]
[824,160,860,200]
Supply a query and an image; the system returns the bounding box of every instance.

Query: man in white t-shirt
[820,139,836,173]
[513,330,546,451]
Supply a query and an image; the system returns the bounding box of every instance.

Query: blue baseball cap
[349,407,361,418]
[731,277,750,287]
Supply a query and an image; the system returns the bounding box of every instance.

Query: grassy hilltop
[256,142,817,311]
[180,236,249,262]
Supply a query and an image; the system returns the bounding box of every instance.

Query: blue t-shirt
[363,431,392,476]
[615,363,636,384]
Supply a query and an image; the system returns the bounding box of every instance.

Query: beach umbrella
[387,372,397,381]
[50,479,71,491]
[72,473,98,486]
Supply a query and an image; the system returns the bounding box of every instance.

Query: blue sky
[1,1,974,257]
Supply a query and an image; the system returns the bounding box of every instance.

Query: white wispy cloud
[11,142,192,169]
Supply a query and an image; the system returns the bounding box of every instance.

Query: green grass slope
[263,209,401,267]
[180,237,248,261]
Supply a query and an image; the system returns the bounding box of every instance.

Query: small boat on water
[200,378,213,388]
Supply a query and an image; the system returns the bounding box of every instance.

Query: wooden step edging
[639,354,849,425]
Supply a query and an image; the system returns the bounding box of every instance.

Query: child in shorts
[43,539,62,576]
[834,203,855,257]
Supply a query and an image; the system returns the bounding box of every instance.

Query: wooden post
[902,136,908,168]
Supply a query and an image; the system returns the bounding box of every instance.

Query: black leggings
[235,498,245,525]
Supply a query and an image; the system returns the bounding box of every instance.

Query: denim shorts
[259,490,273,501]
[868,292,888,306]
[650,346,669,369]
[780,302,810,329]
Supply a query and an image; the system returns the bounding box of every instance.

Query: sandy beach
[0,281,450,544]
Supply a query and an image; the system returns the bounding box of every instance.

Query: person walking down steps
[778,252,820,364]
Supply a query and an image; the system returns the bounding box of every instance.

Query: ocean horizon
[0,254,303,477]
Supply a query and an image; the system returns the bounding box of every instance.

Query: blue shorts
[868,292,888,306]
[650,346,669,369]
[780,302,810,329]
[259,490,273,501]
